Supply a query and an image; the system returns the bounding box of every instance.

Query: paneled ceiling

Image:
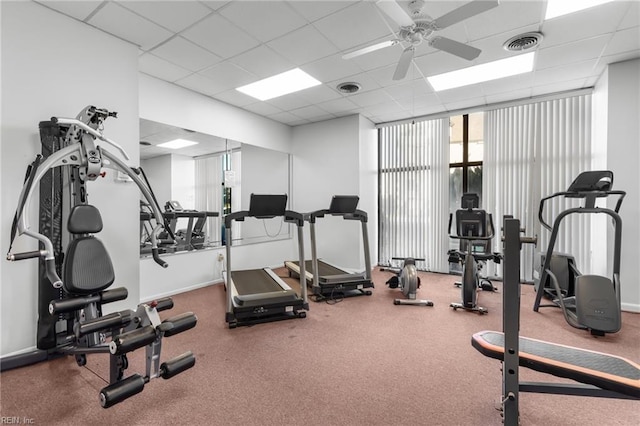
[35,0,639,127]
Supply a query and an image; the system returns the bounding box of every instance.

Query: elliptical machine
[383,257,434,306]
[533,170,625,336]
[448,193,501,314]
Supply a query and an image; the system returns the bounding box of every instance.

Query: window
[449,112,484,212]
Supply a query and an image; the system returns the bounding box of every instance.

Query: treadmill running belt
[231,269,283,295]
[294,260,346,277]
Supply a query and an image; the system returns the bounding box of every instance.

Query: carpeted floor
[0,267,638,425]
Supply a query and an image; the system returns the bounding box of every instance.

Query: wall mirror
[139,118,291,256]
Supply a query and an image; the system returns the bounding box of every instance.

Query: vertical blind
[483,94,595,280]
[379,118,450,272]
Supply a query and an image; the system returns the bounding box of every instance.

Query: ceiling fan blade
[430,36,481,60]
[376,0,415,27]
[433,0,500,29]
[342,40,397,60]
[393,47,414,80]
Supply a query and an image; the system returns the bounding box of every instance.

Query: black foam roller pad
[110,325,156,355]
[162,312,198,337]
[160,351,195,379]
[99,374,145,408]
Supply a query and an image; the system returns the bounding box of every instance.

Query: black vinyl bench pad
[472,330,640,398]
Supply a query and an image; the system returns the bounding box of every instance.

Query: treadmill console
[328,195,359,214]
[249,194,287,218]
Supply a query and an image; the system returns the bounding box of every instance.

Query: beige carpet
[1,267,638,425]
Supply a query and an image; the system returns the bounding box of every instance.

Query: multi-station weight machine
[3,106,198,408]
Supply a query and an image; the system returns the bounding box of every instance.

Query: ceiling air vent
[503,32,543,52]
[337,82,361,94]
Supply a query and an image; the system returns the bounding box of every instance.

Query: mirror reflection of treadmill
[224,194,308,328]
[284,195,374,302]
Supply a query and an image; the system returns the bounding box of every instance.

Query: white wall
[1,2,140,356]
[358,116,379,266]
[599,58,640,312]
[292,115,376,271]
[141,155,172,205]
[171,154,196,209]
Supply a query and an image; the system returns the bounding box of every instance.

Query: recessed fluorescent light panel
[427,52,535,92]
[236,68,321,101]
[157,138,198,149]
[545,0,613,20]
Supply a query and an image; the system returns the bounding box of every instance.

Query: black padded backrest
[68,204,103,234]
[456,209,487,237]
[64,205,114,295]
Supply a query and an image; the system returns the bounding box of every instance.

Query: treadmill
[285,195,373,302]
[224,194,308,328]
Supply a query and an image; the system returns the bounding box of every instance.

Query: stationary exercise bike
[382,257,434,306]
[448,194,501,314]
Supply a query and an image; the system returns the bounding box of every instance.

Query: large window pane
[468,112,484,162]
[449,167,463,212]
[467,165,483,207]
[449,115,463,163]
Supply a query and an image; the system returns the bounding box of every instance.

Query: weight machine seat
[64,205,115,295]
[471,330,640,398]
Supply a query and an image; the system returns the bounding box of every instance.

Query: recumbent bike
[447,193,501,314]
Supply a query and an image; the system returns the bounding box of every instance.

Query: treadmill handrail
[224,210,303,231]
[307,208,368,223]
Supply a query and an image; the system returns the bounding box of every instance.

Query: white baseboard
[621,302,640,313]
[141,279,223,303]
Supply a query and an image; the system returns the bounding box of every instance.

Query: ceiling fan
[343,0,500,80]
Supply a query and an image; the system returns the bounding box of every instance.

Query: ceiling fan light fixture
[337,82,361,94]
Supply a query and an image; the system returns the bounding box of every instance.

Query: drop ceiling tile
[602,26,640,56]
[413,50,472,78]
[242,102,283,117]
[317,97,360,114]
[467,24,541,64]
[301,54,364,83]
[366,62,423,88]
[266,93,314,111]
[213,89,257,107]
[536,34,610,71]
[347,87,395,108]
[485,88,533,105]
[312,1,391,52]
[480,72,536,96]
[182,14,260,59]
[530,79,586,97]
[139,53,192,82]
[394,92,442,111]
[464,0,543,42]
[219,1,308,43]
[618,1,639,30]
[267,25,339,66]
[229,45,295,79]
[117,1,212,33]
[200,1,233,11]
[384,78,434,101]
[444,96,488,112]
[288,1,357,22]
[540,2,630,48]
[434,84,485,103]
[197,62,258,94]
[175,73,220,96]
[150,36,221,71]
[268,111,310,125]
[301,84,343,103]
[34,0,103,21]
[533,59,599,87]
[598,50,640,69]
[289,105,335,120]
[87,2,173,50]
